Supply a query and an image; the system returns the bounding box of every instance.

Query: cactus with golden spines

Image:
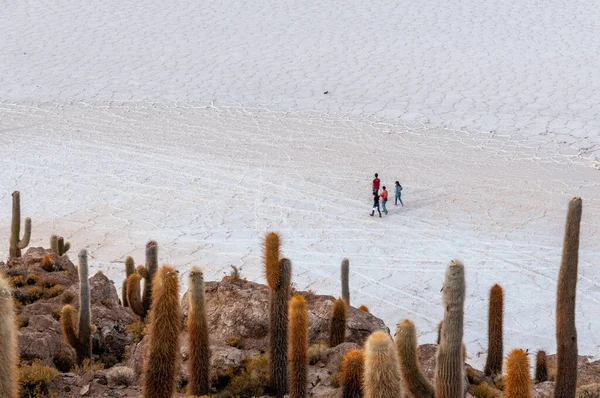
[0,274,18,398]
[505,349,531,398]
[61,249,92,365]
[341,349,364,398]
[395,319,434,398]
[484,284,504,376]
[555,198,582,398]
[142,240,159,315]
[435,259,465,398]
[364,330,403,398]
[9,191,31,258]
[142,266,181,398]
[288,294,308,398]
[126,241,159,319]
[187,267,211,396]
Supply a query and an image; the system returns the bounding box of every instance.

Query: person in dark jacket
[394,181,404,206]
[370,192,382,217]
[372,173,380,195]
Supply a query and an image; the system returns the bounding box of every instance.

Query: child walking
[370,192,382,217]
[394,181,403,206]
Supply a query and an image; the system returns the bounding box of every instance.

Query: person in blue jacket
[394,181,404,206]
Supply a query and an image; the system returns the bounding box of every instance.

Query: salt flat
[1,0,600,367]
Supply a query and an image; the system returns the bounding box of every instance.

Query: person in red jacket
[372,173,380,195]
[380,186,389,215]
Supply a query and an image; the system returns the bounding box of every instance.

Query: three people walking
[370,173,402,217]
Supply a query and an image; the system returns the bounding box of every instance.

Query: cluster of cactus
[9,191,31,258]
[2,192,590,398]
[50,234,70,256]
[125,240,159,319]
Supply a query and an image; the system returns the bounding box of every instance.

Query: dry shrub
[21,286,44,304]
[38,277,60,288]
[308,342,329,365]
[19,360,59,398]
[73,359,104,376]
[11,275,26,288]
[61,290,75,304]
[227,336,242,348]
[470,382,503,398]
[53,351,74,372]
[25,274,40,285]
[44,285,64,299]
[41,255,55,272]
[106,366,135,386]
[577,384,600,398]
[16,314,29,328]
[226,355,269,398]
[126,321,148,343]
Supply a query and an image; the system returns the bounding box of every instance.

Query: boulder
[180,278,388,350]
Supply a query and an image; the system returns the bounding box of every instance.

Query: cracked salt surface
[0,105,598,369]
[1,0,600,368]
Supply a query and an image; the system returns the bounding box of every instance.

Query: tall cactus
[395,319,434,398]
[341,258,350,305]
[127,273,145,318]
[269,258,292,397]
[187,267,211,396]
[142,240,158,315]
[484,284,504,376]
[126,241,158,318]
[435,259,465,398]
[61,249,92,365]
[142,266,181,398]
[122,256,136,307]
[364,330,403,398]
[341,349,364,398]
[288,294,308,398]
[535,350,548,383]
[505,349,531,398]
[0,274,18,398]
[265,232,281,289]
[555,197,582,398]
[9,191,31,258]
[329,298,347,347]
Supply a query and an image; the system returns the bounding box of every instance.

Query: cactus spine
[341,349,364,398]
[269,257,291,397]
[535,350,548,383]
[187,267,211,396]
[484,284,504,376]
[435,259,465,398]
[505,349,531,398]
[395,319,434,398]
[142,266,181,398]
[341,258,350,305]
[329,298,347,347]
[61,249,92,365]
[288,294,308,398]
[122,256,136,307]
[9,191,31,258]
[554,197,582,398]
[364,330,403,398]
[142,240,158,315]
[0,274,18,398]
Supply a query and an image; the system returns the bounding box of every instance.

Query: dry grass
[44,285,64,299]
[470,382,503,398]
[106,366,135,386]
[19,360,59,398]
[227,336,242,348]
[577,384,600,398]
[225,355,269,398]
